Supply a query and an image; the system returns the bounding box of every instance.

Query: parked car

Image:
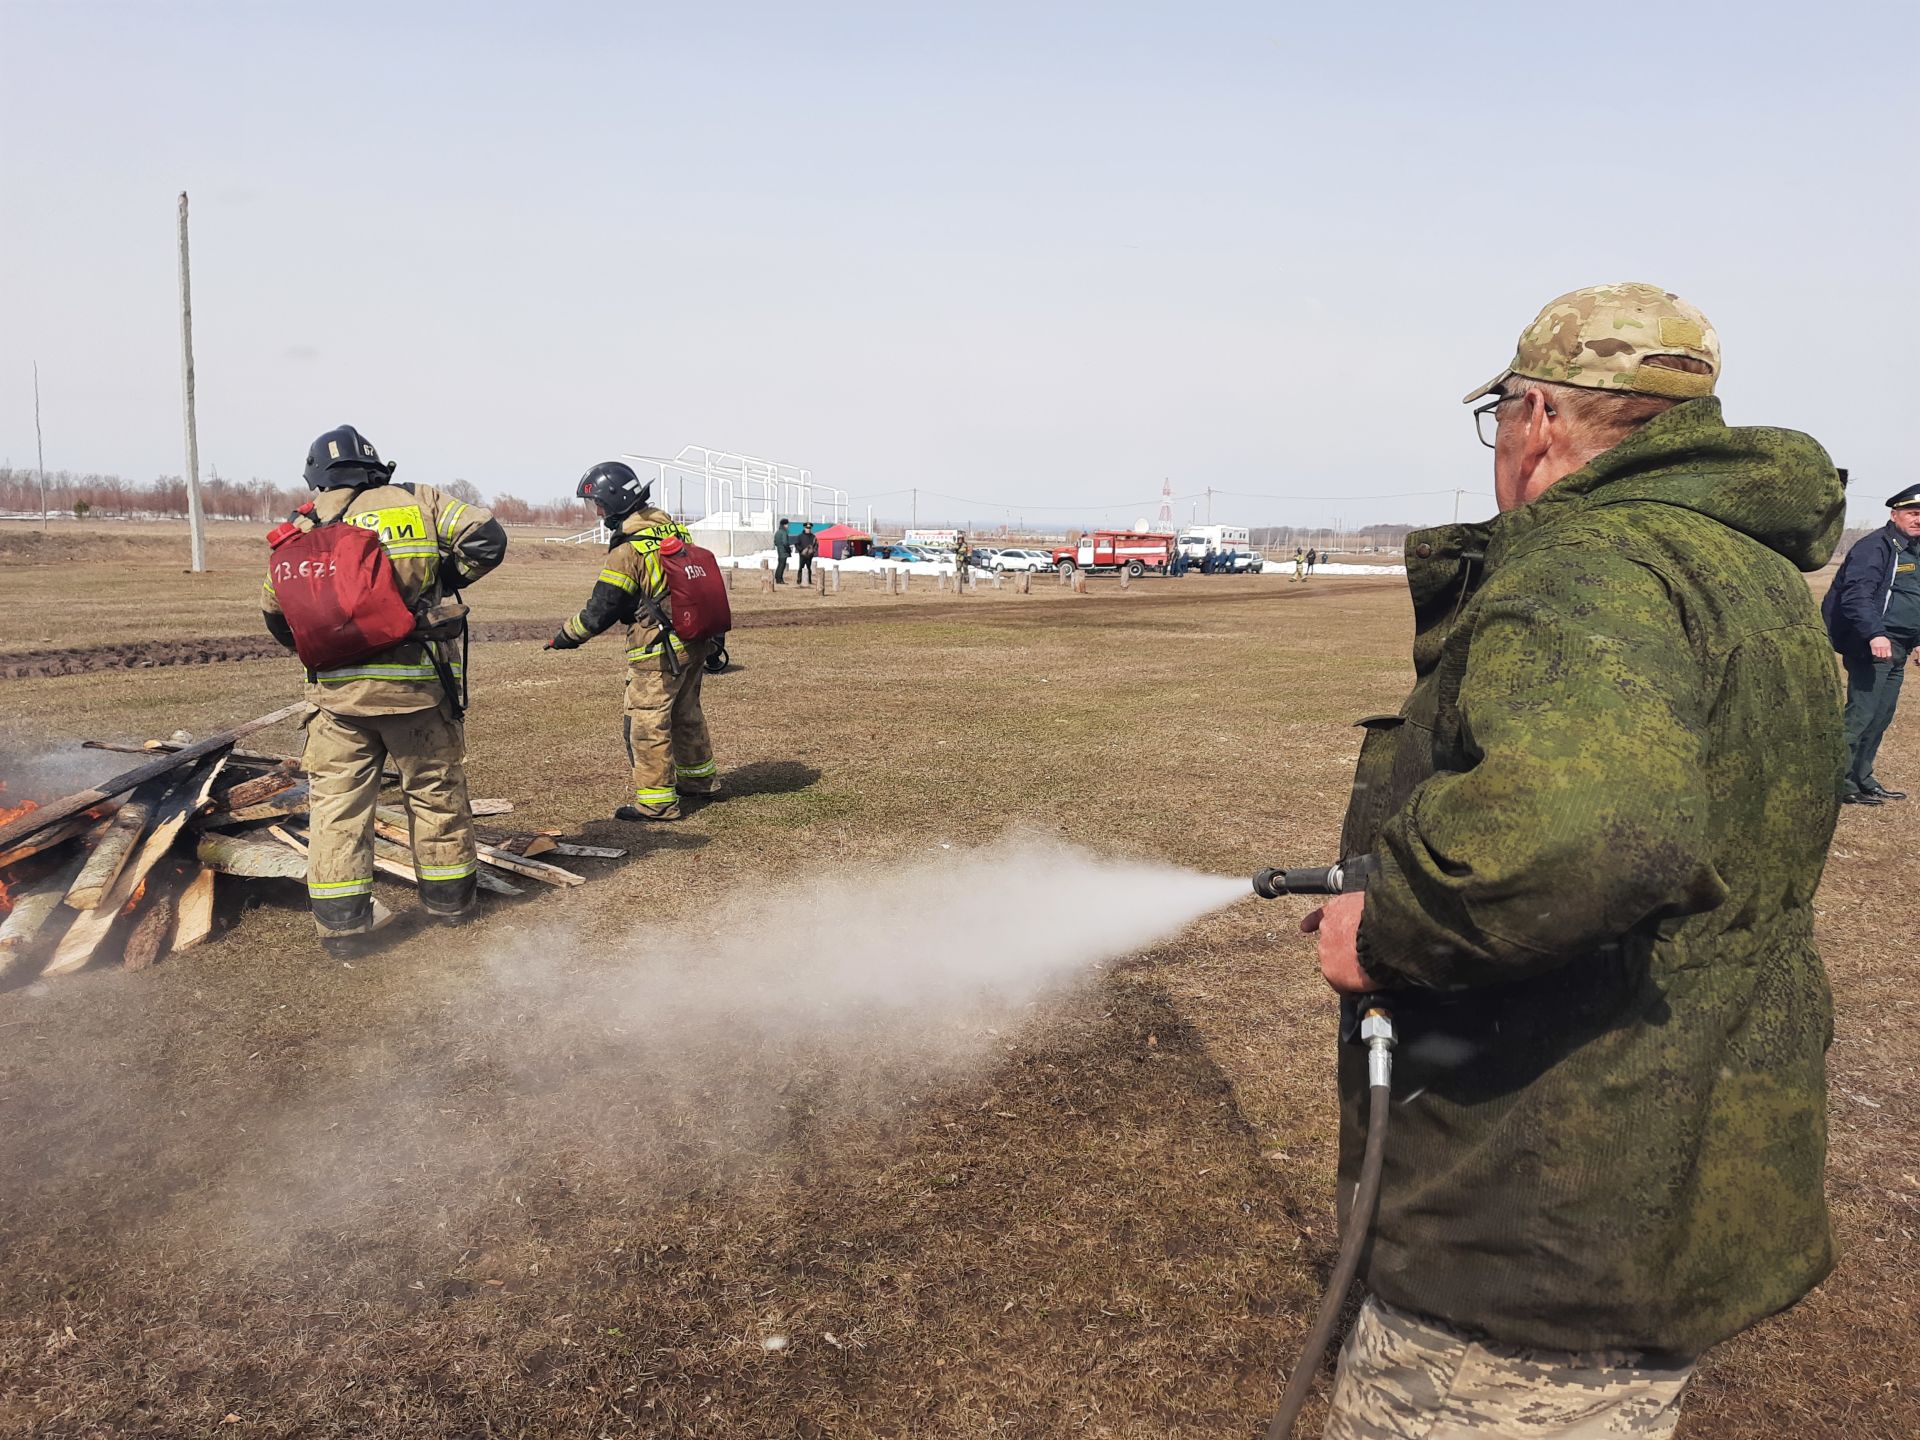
[1225,551,1264,574]
[990,547,1052,572]
[869,544,920,562]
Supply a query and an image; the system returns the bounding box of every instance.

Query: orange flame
[0,783,30,915]
[0,781,38,830]
[122,878,148,916]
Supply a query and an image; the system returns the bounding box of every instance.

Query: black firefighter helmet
[304,424,395,490]
[576,460,652,523]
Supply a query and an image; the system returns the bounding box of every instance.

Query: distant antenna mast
[33,360,47,530]
[177,191,207,573]
[1157,477,1173,530]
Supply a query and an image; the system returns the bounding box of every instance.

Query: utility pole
[32,361,46,529]
[910,487,917,532]
[1452,488,1463,523]
[177,192,208,573]
[1206,486,1213,523]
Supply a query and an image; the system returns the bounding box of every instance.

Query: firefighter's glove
[415,600,470,643]
[545,630,583,651]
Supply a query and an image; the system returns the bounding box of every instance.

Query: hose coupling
[1360,1005,1396,1090]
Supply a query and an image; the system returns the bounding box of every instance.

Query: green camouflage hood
[1505,397,1844,574]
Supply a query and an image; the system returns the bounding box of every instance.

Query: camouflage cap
[1463,282,1719,404]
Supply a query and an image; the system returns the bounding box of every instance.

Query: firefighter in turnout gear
[262,424,508,956]
[546,461,719,821]
[953,532,969,587]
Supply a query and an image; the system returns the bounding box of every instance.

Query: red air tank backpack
[655,535,733,643]
[267,497,419,671]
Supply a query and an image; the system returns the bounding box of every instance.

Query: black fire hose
[1250,857,1394,1440]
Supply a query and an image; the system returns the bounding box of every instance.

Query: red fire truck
[1051,530,1174,577]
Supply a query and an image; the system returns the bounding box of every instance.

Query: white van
[1177,525,1252,562]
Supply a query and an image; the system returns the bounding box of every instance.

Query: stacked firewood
[0,702,622,984]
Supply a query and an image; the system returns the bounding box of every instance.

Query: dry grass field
[0,523,1912,1438]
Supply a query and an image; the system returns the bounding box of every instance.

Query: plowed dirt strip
[0,581,1391,679]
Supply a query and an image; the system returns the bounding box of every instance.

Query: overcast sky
[2,1,1912,531]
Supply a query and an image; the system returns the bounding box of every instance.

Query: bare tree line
[0,468,596,527]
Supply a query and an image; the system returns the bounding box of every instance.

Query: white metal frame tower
[621,445,846,534]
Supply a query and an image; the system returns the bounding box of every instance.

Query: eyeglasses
[1472,392,1554,448]
[1472,397,1507,449]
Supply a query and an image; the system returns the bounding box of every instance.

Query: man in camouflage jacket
[1306,285,1845,1438]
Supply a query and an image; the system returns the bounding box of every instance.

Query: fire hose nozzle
[1251,855,1378,899]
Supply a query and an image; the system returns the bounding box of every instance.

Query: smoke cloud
[202,837,1251,1244]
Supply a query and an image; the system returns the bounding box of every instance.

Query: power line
[845,482,1492,515]
[1207,486,1494,503]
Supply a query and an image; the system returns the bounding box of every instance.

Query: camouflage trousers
[303,703,478,936]
[623,642,716,819]
[1325,1297,1694,1440]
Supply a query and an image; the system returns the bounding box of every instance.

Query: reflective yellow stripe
[261,579,276,600]
[598,568,637,593]
[308,877,373,898]
[382,544,441,559]
[633,786,678,805]
[438,500,469,537]
[316,662,465,684]
[417,860,478,881]
[677,759,716,778]
[563,614,592,641]
[626,638,687,662]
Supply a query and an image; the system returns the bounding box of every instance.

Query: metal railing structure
[622,445,845,556]
[544,522,611,545]
[542,443,842,550]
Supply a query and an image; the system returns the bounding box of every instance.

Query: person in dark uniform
[1823,482,1920,804]
[795,522,818,584]
[772,517,792,585]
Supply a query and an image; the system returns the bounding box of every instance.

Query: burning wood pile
[0,702,623,984]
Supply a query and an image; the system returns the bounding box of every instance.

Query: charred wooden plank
[202,783,311,827]
[45,757,228,977]
[0,809,109,870]
[0,702,308,853]
[213,765,301,812]
[65,779,169,910]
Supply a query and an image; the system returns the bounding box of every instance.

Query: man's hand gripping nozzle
[1249,855,1393,1440]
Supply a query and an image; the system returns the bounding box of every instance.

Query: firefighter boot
[319,899,396,959]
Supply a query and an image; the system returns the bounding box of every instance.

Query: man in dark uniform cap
[1822,481,1920,804]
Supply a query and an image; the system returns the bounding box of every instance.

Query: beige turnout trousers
[623,641,716,818]
[303,704,479,935]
